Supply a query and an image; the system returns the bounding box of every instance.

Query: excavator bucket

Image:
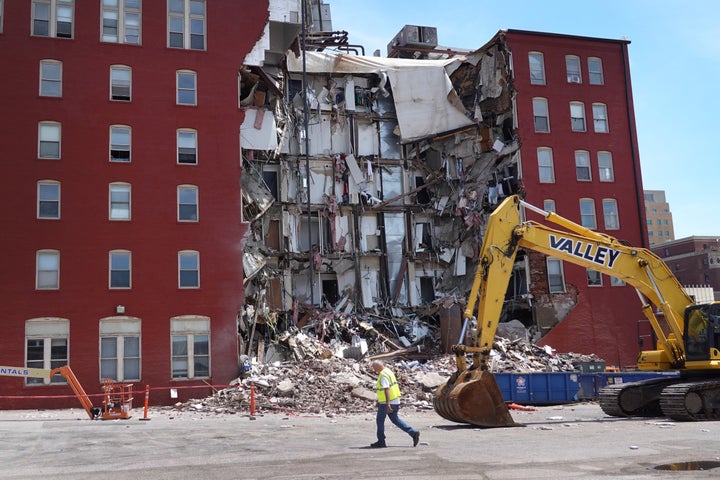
[433,369,517,427]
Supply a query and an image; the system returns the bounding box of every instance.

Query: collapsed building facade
[240,34,523,357]
[240,6,650,368]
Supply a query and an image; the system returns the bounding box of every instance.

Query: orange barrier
[140,384,150,421]
[508,402,537,411]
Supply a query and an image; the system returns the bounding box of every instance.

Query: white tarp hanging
[286,51,474,143]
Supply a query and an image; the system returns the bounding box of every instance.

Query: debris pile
[173,332,604,416]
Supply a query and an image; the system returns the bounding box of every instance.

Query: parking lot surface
[1,402,719,479]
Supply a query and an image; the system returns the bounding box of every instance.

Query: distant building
[652,237,720,301]
[644,190,675,245]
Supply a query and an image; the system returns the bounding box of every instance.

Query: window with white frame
[109,183,131,220]
[565,55,581,83]
[177,129,197,164]
[602,198,620,230]
[575,150,591,181]
[176,70,197,105]
[543,199,556,213]
[109,250,131,288]
[597,152,614,182]
[0,0,4,33]
[101,0,141,44]
[579,198,597,229]
[25,318,69,385]
[592,103,608,133]
[36,250,60,289]
[587,269,602,286]
[170,316,210,379]
[168,0,206,50]
[38,181,60,219]
[588,57,604,85]
[32,0,73,38]
[110,65,131,101]
[537,147,555,183]
[40,60,62,97]
[110,126,131,162]
[570,102,586,132]
[547,258,565,293]
[178,185,198,221]
[178,250,199,288]
[528,52,545,85]
[532,97,549,132]
[38,122,61,159]
[100,317,141,381]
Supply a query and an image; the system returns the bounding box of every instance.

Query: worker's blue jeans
[376,403,416,442]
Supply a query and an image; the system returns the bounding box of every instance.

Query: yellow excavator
[433,195,720,427]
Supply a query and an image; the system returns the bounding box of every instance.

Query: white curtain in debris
[286,51,474,143]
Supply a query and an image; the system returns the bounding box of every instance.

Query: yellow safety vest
[376,368,401,402]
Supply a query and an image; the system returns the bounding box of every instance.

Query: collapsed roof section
[239,31,529,352]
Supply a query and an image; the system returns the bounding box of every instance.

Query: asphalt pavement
[1,402,719,479]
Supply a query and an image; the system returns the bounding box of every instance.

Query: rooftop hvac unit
[391,25,438,49]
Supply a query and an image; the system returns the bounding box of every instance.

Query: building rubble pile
[173,325,604,416]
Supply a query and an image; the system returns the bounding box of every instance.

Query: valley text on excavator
[0,365,133,420]
[433,195,720,427]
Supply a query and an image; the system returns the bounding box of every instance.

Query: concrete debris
[173,331,604,417]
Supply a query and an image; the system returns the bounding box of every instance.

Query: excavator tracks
[659,380,720,421]
[599,378,672,418]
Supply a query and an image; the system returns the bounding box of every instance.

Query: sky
[327,0,720,239]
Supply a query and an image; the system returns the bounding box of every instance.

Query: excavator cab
[684,303,720,361]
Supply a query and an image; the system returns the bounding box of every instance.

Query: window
[0,0,3,33]
[547,258,565,293]
[537,148,555,183]
[109,250,131,288]
[177,130,197,164]
[177,70,197,105]
[32,0,73,38]
[38,181,60,219]
[588,57,604,85]
[171,316,210,379]
[38,122,61,159]
[587,269,603,286]
[656,219,661,225]
[528,52,545,85]
[597,152,614,182]
[658,231,663,237]
[579,198,597,229]
[575,151,591,181]
[109,183,131,220]
[532,98,549,132]
[40,60,62,97]
[179,251,199,288]
[565,55,581,83]
[610,276,626,287]
[110,126,131,162]
[646,219,652,225]
[110,65,131,101]
[178,185,198,221]
[570,102,586,132]
[592,103,608,133]
[543,199,556,213]
[25,319,69,385]
[168,0,205,50]
[101,0,141,44]
[100,318,141,381]
[36,250,59,289]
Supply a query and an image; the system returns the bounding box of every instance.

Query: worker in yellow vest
[370,360,420,448]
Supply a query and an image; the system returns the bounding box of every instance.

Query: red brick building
[0,1,267,409]
[505,30,649,367]
[653,237,720,298]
